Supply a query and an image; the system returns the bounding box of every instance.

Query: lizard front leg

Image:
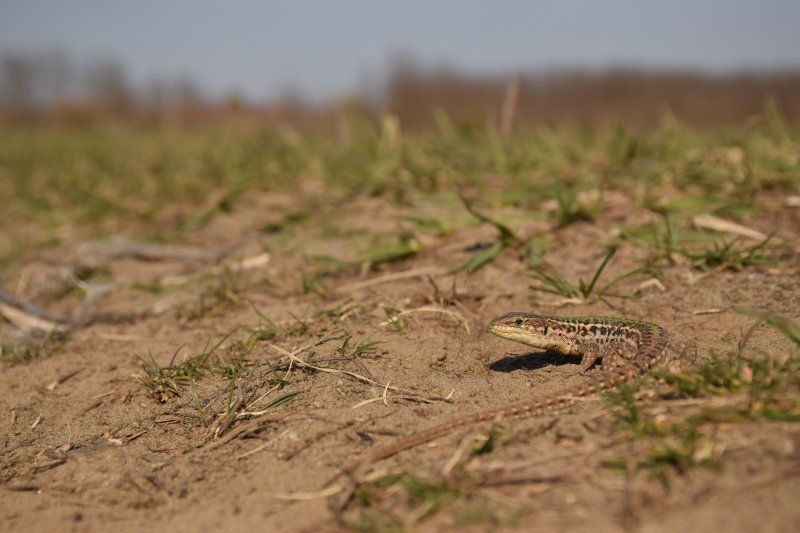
[576,341,604,374]
[576,340,639,374]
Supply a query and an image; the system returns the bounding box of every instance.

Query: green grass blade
[582,247,617,298]
[458,189,518,243]
[463,241,507,273]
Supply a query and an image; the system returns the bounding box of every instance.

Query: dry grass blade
[161,252,271,286]
[237,391,301,419]
[336,266,446,292]
[379,306,471,334]
[351,393,435,409]
[271,484,344,500]
[692,214,767,241]
[201,412,297,450]
[268,343,451,403]
[0,291,69,335]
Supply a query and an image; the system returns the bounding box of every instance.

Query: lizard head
[488,312,576,354]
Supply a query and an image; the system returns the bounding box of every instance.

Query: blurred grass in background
[2,104,796,243]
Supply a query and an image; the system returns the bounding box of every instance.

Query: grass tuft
[335,333,384,358]
[685,235,778,271]
[137,328,248,402]
[529,247,644,302]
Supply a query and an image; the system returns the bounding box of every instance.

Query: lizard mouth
[489,324,542,346]
[488,322,518,336]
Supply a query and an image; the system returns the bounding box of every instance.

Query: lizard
[331,312,671,486]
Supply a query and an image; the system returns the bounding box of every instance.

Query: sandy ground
[2,191,799,532]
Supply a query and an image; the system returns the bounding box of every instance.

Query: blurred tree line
[0,51,205,124]
[2,50,799,128]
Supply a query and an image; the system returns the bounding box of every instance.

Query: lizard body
[335,312,670,482]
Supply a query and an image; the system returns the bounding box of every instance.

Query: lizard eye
[543,326,549,335]
[514,318,523,326]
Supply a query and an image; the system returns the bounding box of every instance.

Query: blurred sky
[1,0,799,102]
